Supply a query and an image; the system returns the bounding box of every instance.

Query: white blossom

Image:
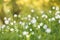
[4,17,7,20]
[10,28,14,32]
[38,35,41,39]
[58,20,60,23]
[14,14,17,17]
[43,24,48,29]
[55,15,60,19]
[4,20,9,24]
[37,25,41,28]
[28,14,31,18]
[51,17,55,21]
[8,18,11,21]
[31,17,36,24]
[46,28,51,33]
[30,28,32,31]
[39,22,43,26]
[49,10,52,13]
[42,14,48,18]
[52,6,55,9]
[56,6,59,11]
[1,25,6,29]
[10,22,14,25]
[22,31,29,35]
[31,9,34,13]
[13,21,16,24]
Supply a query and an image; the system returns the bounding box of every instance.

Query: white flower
[55,15,60,19]
[42,14,48,18]
[4,20,9,24]
[52,6,55,9]
[13,21,16,24]
[43,24,47,29]
[51,17,55,21]
[10,22,14,25]
[58,20,60,23]
[28,14,31,18]
[31,17,36,24]
[46,28,51,33]
[10,28,14,32]
[56,6,59,11]
[25,25,28,29]
[48,18,51,22]
[49,10,52,13]
[19,21,22,24]
[30,28,32,31]
[26,35,30,38]
[55,11,60,15]
[36,16,39,19]
[39,22,43,26]
[14,14,17,17]
[8,18,11,21]
[22,31,29,35]
[31,9,34,13]
[37,25,41,28]
[38,35,41,39]
[4,17,7,20]
[1,25,5,29]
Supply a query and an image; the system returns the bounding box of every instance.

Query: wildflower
[14,14,18,17]
[38,35,41,39]
[31,9,34,13]
[43,24,47,29]
[10,28,14,32]
[31,17,36,24]
[24,25,28,29]
[52,6,55,9]
[49,10,52,13]
[1,25,6,29]
[13,21,16,24]
[58,20,60,23]
[37,25,41,28]
[55,15,60,19]
[26,35,30,38]
[8,18,11,21]
[22,31,29,35]
[30,28,32,31]
[28,14,31,18]
[19,21,22,24]
[4,17,7,20]
[48,18,51,22]
[42,14,48,19]
[51,17,55,21]
[4,20,9,24]
[45,28,51,33]
[56,6,59,11]
[10,22,14,25]
[39,22,43,26]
